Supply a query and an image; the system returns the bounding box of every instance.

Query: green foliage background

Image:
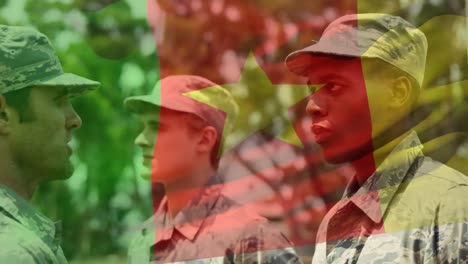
[1,0,154,262]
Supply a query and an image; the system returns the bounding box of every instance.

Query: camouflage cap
[124,75,238,135]
[285,14,428,87]
[0,25,100,95]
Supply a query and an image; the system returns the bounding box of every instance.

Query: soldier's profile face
[134,108,200,183]
[8,86,82,181]
[305,56,385,163]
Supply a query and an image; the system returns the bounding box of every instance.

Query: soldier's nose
[66,107,82,130]
[306,97,327,119]
[134,132,150,148]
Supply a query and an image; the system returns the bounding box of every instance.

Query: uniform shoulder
[212,194,268,224]
[0,214,56,264]
[414,156,468,188]
[413,156,468,223]
[213,195,294,247]
[436,179,468,225]
[0,241,52,263]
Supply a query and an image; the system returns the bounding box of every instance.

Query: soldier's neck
[0,152,38,200]
[351,131,410,187]
[164,164,216,219]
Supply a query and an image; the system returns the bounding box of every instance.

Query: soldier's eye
[325,82,342,93]
[307,80,319,93]
[54,95,69,105]
[148,121,160,130]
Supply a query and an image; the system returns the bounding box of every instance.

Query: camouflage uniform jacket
[312,131,468,264]
[0,184,67,263]
[128,179,301,263]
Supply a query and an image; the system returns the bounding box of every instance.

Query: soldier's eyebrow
[307,73,344,92]
[307,79,325,93]
[318,73,344,82]
[148,120,160,126]
[146,119,166,129]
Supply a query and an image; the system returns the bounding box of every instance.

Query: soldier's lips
[142,156,153,166]
[66,137,72,155]
[311,124,332,144]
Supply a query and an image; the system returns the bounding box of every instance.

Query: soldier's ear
[389,76,411,109]
[0,96,10,135]
[197,126,218,153]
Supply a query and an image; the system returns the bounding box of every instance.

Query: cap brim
[285,44,361,76]
[37,73,100,96]
[124,95,194,115]
[124,95,162,114]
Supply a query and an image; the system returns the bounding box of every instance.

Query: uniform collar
[343,131,424,223]
[0,184,60,252]
[152,176,224,243]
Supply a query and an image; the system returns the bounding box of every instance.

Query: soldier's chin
[320,144,348,164]
[322,143,373,164]
[139,165,152,181]
[47,163,74,181]
[322,151,351,164]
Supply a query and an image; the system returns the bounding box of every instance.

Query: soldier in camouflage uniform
[285,14,468,263]
[0,25,100,263]
[124,75,301,263]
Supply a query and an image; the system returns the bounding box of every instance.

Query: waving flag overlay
[145,0,467,261]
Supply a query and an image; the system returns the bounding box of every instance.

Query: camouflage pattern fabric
[128,177,301,264]
[0,25,99,95]
[312,131,468,263]
[285,13,428,88]
[0,184,67,263]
